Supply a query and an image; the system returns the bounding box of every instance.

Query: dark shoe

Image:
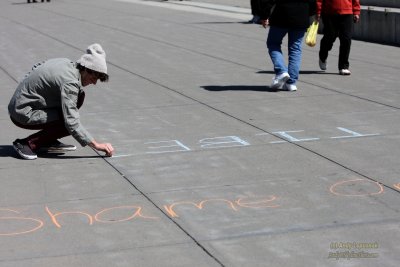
[40,140,77,152]
[319,59,327,70]
[247,15,260,24]
[13,139,37,160]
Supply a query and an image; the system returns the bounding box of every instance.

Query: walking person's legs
[337,14,353,74]
[319,15,339,70]
[249,0,261,23]
[286,28,306,88]
[267,26,290,89]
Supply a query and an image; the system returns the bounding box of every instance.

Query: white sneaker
[319,59,327,70]
[282,83,297,91]
[271,72,290,89]
[339,69,351,75]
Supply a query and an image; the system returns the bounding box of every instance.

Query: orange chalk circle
[236,195,280,208]
[330,179,384,196]
[1,209,44,236]
[0,217,44,236]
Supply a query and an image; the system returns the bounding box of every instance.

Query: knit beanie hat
[77,43,107,74]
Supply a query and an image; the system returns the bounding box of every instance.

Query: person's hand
[261,19,269,28]
[89,140,114,157]
[316,14,321,22]
[353,14,360,23]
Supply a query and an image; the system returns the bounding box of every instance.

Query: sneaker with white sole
[271,72,290,89]
[13,139,37,160]
[40,140,77,152]
[282,83,297,91]
[339,69,351,75]
[319,59,327,70]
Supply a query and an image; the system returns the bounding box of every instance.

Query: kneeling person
[8,43,114,160]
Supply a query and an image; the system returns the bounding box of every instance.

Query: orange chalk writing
[393,183,400,191]
[164,198,237,218]
[2,194,281,236]
[94,206,158,223]
[0,209,44,236]
[45,206,93,228]
[236,195,280,208]
[330,178,384,196]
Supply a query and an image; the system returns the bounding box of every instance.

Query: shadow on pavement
[0,145,103,159]
[38,153,104,159]
[201,85,277,92]
[257,70,327,74]
[0,145,19,158]
[191,21,245,24]
[11,2,31,5]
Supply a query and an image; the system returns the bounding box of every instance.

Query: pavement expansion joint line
[203,217,400,242]
[100,62,400,195]
[3,9,399,111]
[6,4,400,111]
[3,14,398,195]
[165,0,250,14]
[2,13,398,195]
[114,0,249,20]
[91,149,225,266]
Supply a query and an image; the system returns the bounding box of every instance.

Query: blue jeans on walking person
[267,26,306,85]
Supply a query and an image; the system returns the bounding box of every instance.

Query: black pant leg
[11,116,69,150]
[319,15,338,62]
[337,15,353,70]
[251,0,261,16]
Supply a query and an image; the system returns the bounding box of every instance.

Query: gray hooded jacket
[8,58,93,146]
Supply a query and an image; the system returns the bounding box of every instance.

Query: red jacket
[317,0,360,15]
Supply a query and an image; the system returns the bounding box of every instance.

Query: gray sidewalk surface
[1,0,399,266]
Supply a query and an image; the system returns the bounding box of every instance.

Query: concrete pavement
[1,0,399,266]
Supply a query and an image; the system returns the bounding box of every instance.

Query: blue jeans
[267,26,306,85]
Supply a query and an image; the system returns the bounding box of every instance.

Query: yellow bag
[305,21,319,47]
